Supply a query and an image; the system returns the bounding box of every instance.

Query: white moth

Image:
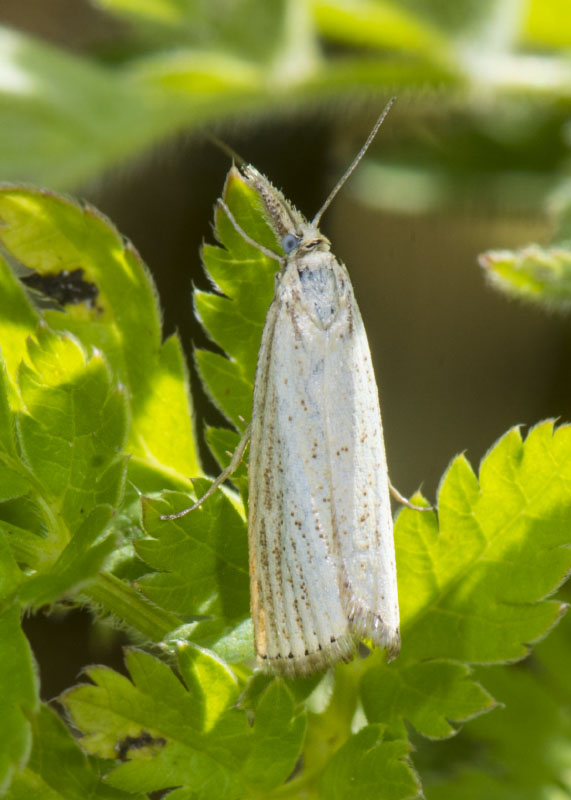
[164,99,404,677]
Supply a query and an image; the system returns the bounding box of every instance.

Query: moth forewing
[248,260,359,676]
[325,298,399,658]
[244,165,400,677]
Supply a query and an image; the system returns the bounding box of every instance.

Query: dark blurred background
[2,0,570,698]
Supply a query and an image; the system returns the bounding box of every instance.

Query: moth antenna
[312,96,396,227]
[207,133,247,167]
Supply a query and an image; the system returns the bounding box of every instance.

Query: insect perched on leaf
[163,98,427,676]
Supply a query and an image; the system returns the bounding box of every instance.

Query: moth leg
[217,200,284,262]
[160,426,251,520]
[389,482,433,512]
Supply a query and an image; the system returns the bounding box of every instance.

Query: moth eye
[281,233,299,254]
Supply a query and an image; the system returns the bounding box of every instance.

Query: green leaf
[0,185,199,486]
[0,255,39,407]
[0,533,23,599]
[16,506,117,609]
[0,360,16,455]
[0,27,171,190]
[61,648,305,798]
[98,0,296,65]
[177,642,239,732]
[526,0,571,47]
[131,334,198,484]
[242,680,306,791]
[320,725,420,800]
[5,705,142,800]
[209,617,255,664]
[479,243,571,310]
[371,0,516,37]
[312,0,449,56]
[358,421,571,752]
[194,350,254,431]
[419,608,571,798]
[0,182,209,663]
[0,361,31,504]
[195,167,279,429]
[17,325,127,532]
[0,607,39,794]
[362,661,496,739]
[0,324,131,611]
[399,423,571,665]
[96,0,189,26]
[137,489,249,641]
[0,466,30,503]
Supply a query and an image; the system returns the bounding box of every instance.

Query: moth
[164,99,413,676]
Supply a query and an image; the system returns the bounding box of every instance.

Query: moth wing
[248,302,356,677]
[324,284,400,657]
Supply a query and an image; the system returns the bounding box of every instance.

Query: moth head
[243,165,331,256]
[285,225,332,251]
[242,99,396,259]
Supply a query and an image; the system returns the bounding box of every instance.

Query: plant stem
[84,572,181,641]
